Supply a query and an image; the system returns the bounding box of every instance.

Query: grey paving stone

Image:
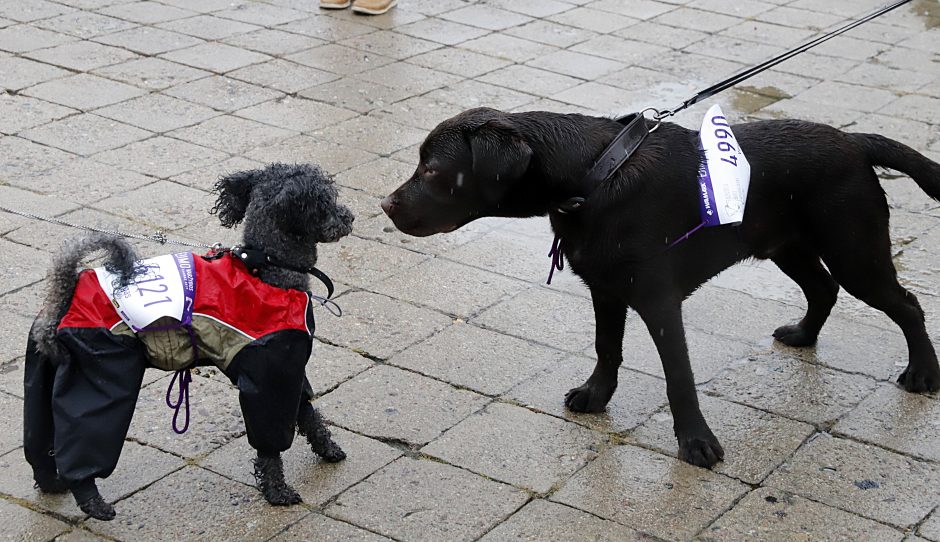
[215,3,307,26]
[764,434,940,529]
[390,322,566,396]
[277,14,375,42]
[705,352,879,426]
[169,114,294,154]
[314,114,427,156]
[92,466,305,539]
[833,384,940,462]
[0,281,45,320]
[157,13,260,41]
[372,258,527,318]
[0,56,68,91]
[333,156,415,198]
[547,6,638,33]
[484,0,573,18]
[439,4,532,30]
[228,58,338,93]
[0,391,22,455]
[422,402,603,493]
[552,444,749,542]
[405,47,512,78]
[0,136,72,187]
[98,1,196,24]
[593,0,674,19]
[164,75,283,112]
[127,373,243,458]
[920,512,940,542]
[160,42,271,74]
[795,81,900,114]
[313,234,427,290]
[23,73,146,110]
[154,0,237,13]
[93,179,215,230]
[552,81,648,112]
[201,426,401,506]
[288,43,394,77]
[0,24,74,53]
[0,498,70,541]
[474,287,595,352]
[0,440,185,520]
[504,19,598,48]
[51,529,111,542]
[459,33,559,63]
[94,136,228,178]
[615,20,708,49]
[25,40,138,72]
[95,93,219,133]
[20,113,150,156]
[896,226,940,297]
[223,27,325,56]
[395,17,490,46]
[246,134,378,174]
[316,290,451,360]
[699,487,906,542]
[356,61,463,95]
[755,5,845,30]
[355,211,492,257]
[326,457,529,542]
[93,57,210,91]
[0,0,73,22]
[526,49,625,81]
[235,96,356,134]
[306,341,374,397]
[316,364,488,445]
[271,513,394,542]
[479,499,649,542]
[0,93,75,135]
[505,356,668,433]
[340,29,441,60]
[35,10,136,39]
[5,160,152,206]
[94,25,204,55]
[0,239,51,295]
[480,64,583,96]
[632,394,815,484]
[320,3,426,29]
[0,356,24,397]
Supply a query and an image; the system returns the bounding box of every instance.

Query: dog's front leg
[565,295,626,413]
[636,302,724,468]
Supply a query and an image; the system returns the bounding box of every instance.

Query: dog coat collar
[231,246,336,299]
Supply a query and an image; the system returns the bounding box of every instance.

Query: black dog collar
[232,246,335,299]
[556,112,650,213]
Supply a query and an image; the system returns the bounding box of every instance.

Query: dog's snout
[381,195,397,216]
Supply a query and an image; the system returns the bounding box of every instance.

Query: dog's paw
[316,442,347,463]
[78,495,116,521]
[678,432,725,469]
[897,364,940,393]
[564,381,615,413]
[263,484,302,506]
[772,324,817,347]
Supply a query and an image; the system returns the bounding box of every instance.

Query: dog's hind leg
[636,299,724,468]
[253,452,301,506]
[23,330,67,494]
[297,380,345,463]
[817,206,939,392]
[771,246,840,347]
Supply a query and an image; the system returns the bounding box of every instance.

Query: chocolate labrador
[381,107,940,467]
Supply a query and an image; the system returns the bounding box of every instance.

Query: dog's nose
[381,196,396,216]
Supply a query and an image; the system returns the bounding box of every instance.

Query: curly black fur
[253,453,301,506]
[297,403,346,462]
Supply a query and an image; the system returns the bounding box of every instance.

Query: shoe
[320,0,351,9]
[351,0,397,15]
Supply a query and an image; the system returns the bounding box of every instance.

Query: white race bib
[96,253,195,331]
[697,104,751,226]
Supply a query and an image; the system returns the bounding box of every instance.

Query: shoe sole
[320,1,351,8]
[352,0,397,15]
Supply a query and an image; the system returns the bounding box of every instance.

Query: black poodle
[24,163,354,520]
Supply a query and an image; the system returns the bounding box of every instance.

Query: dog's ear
[211,169,260,228]
[468,119,532,184]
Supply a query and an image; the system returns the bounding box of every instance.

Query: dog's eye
[423,165,435,176]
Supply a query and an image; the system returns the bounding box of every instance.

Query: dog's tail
[32,233,140,358]
[852,132,940,201]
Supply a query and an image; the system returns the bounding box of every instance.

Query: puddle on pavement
[730,88,784,114]
[911,0,940,29]
[737,85,791,101]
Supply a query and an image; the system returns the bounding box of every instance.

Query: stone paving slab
[552,444,749,542]
[271,513,394,542]
[0,498,71,542]
[764,434,940,529]
[326,457,529,542]
[478,499,651,542]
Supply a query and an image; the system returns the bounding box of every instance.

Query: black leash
[654,0,915,121]
[546,0,915,284]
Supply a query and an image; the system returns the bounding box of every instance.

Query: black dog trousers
[24,327,312,487]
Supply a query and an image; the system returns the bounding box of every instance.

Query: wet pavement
[1,0,939,540]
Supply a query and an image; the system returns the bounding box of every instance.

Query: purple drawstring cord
[547,234,564,285]
[667,220,707,249]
